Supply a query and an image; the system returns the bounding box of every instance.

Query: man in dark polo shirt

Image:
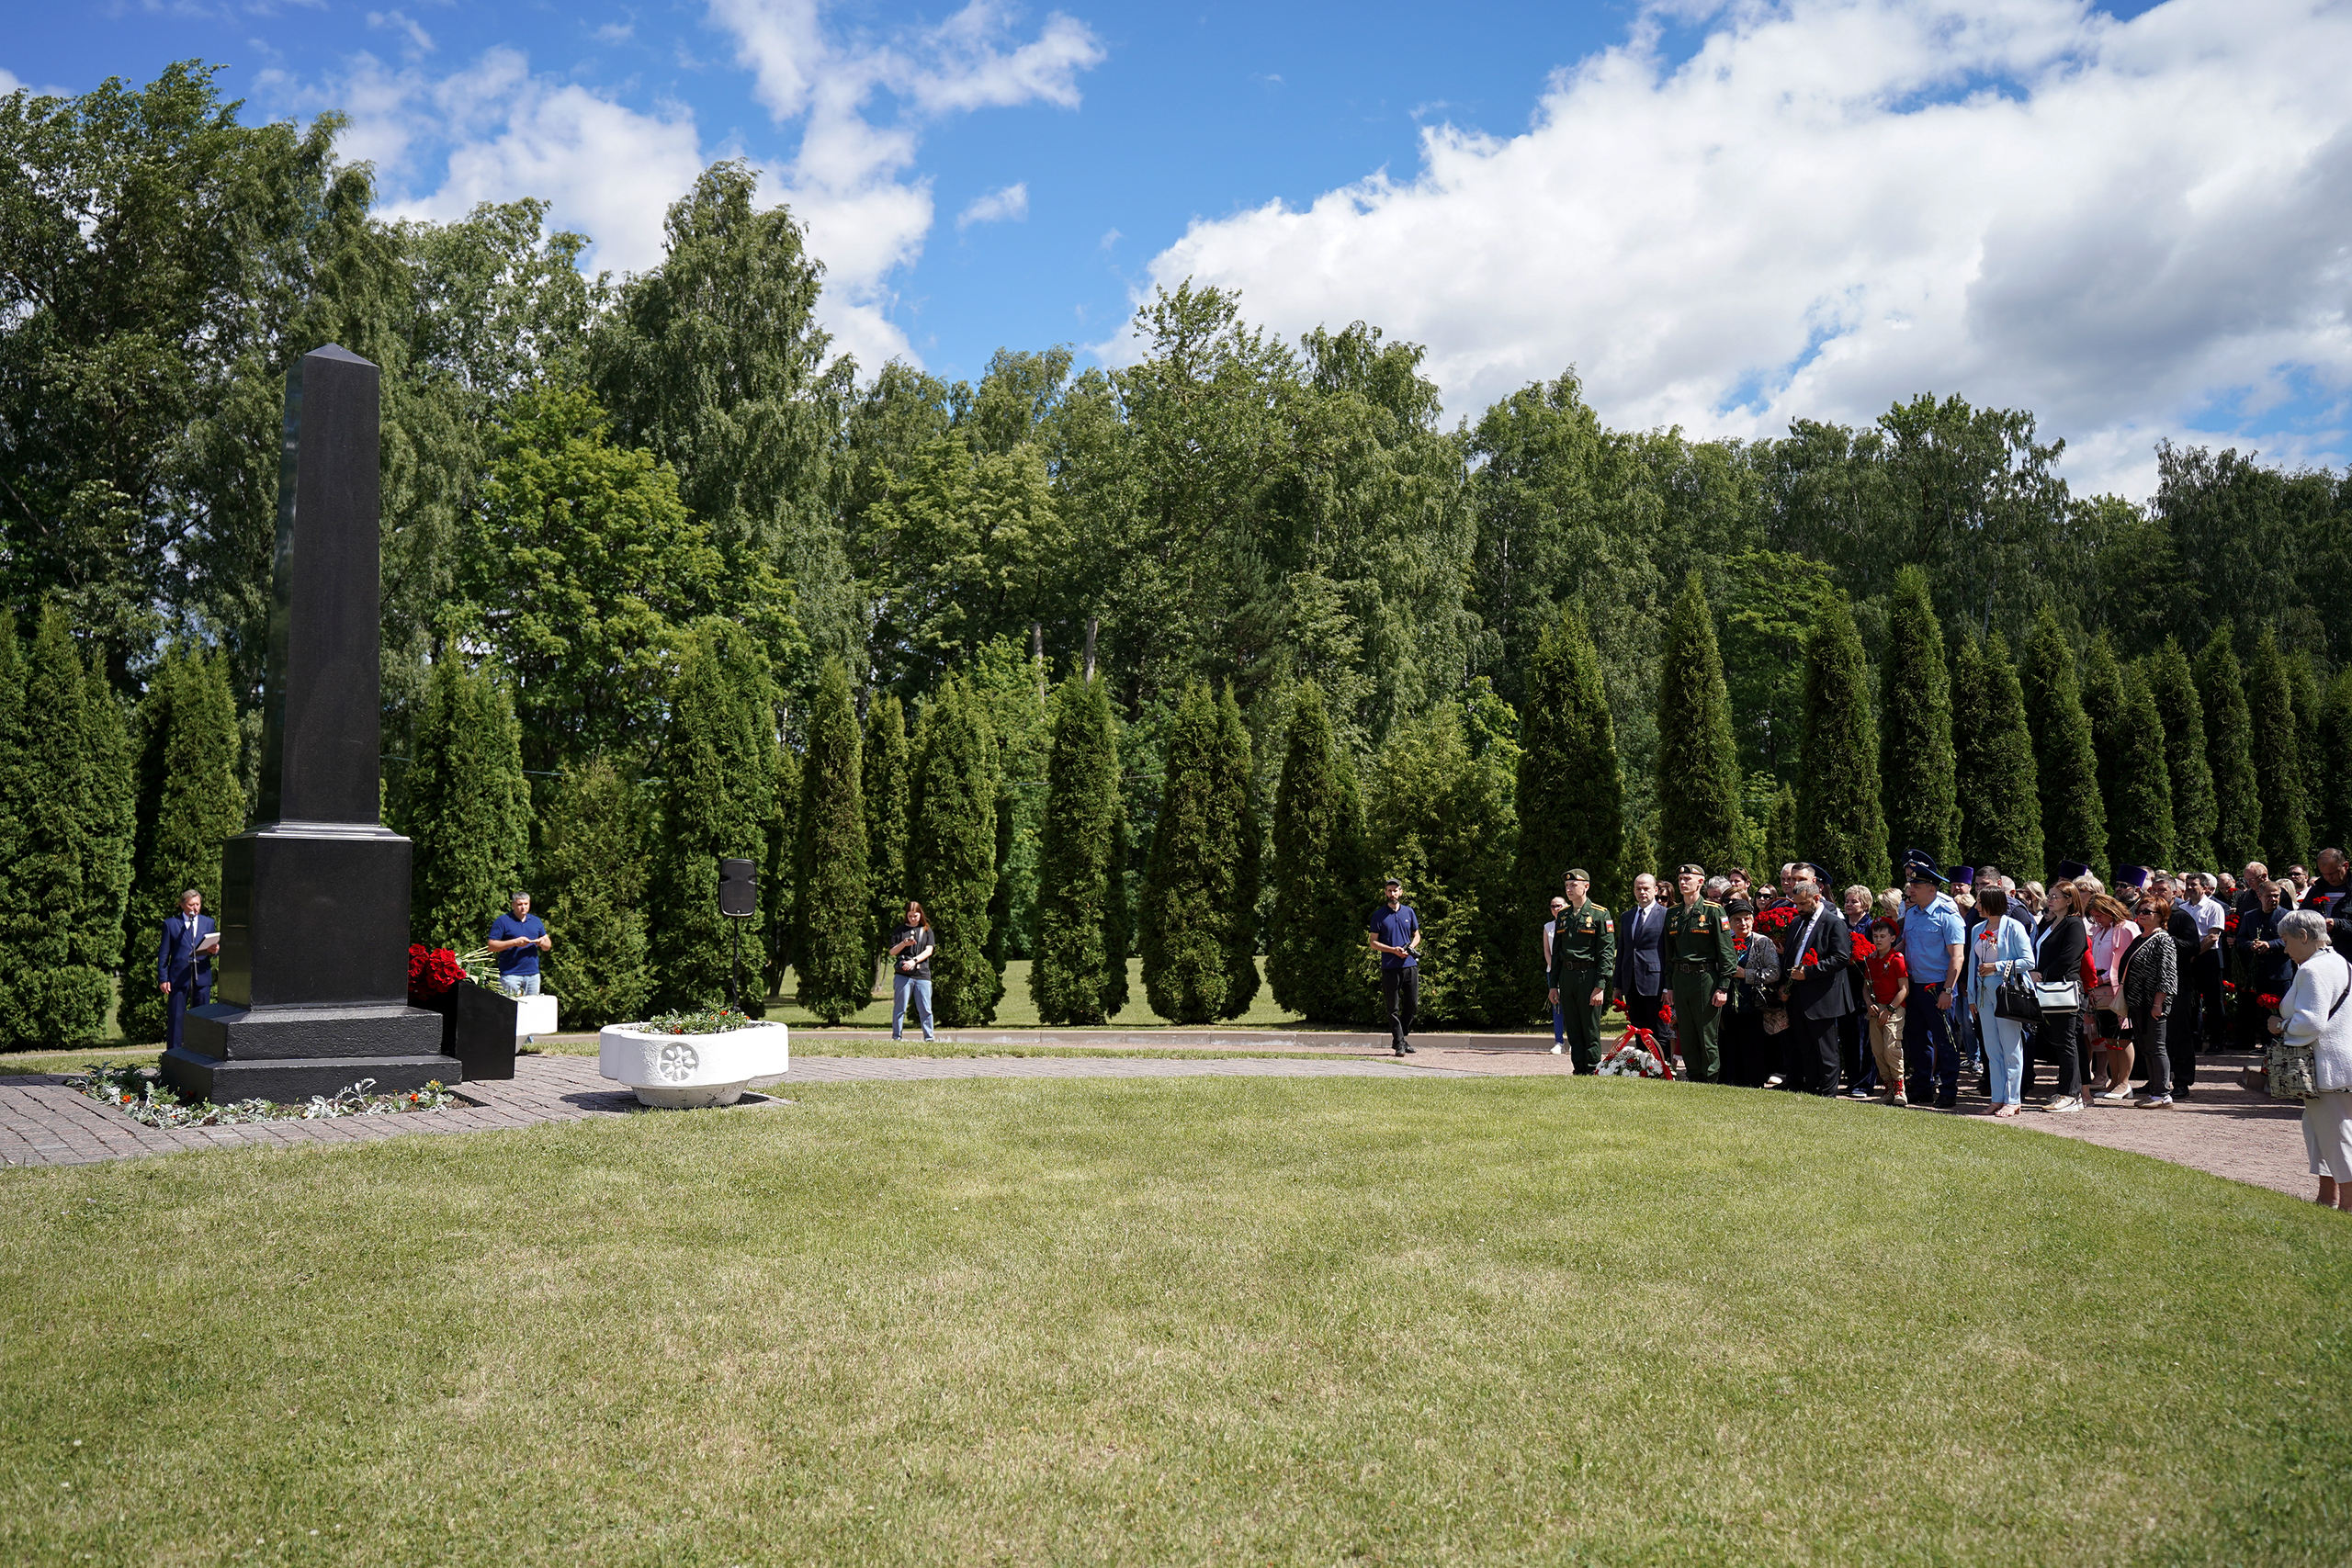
[1367,876,1422,1056]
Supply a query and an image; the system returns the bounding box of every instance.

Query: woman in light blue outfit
[1967,886,2037,1116]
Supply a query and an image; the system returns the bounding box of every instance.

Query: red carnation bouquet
[1756,905,1799,936]
[2256,991,2284,1012]
[1850,931,1876,962]
[407,943,495,1003]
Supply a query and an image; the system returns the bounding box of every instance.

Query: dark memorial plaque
[163,345,456,1103]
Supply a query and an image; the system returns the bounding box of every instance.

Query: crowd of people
[1493,851,2352,1208]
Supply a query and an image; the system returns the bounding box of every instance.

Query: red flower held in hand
[2256,992,2283,1010]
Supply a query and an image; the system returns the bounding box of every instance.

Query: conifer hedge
[1951,631,2042,880]
[118,645,244,1044]
[2248,626,2309,869]
[1270,682,1374,1023]
[2108,664,2176,872]
[2081,631,2130,859]
[862,693,910,949]
[1655,572,1745,875]
[2147,637,2217,872]
[405,657,530,952]
[762,740,799,1000]
[1140,682,1248,1023]
[1216,684,1262,1017]
[649,621,773,1010]
[1031,673,1122,1024]
[2197,628,2259,871]
[1366,702,1518,1026]
[1880,568,1956,873]
[2321,671,2352,857]
[794,657,872,1021]
[1797,592,1887,889]
[2020,604,2105,876]
[907,676,1001,1026]
[1514,605,1624,920]
[540,757,653,1028]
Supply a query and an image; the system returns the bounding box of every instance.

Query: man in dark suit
[1613,871,1674,1056]
[156,888,219,1055]
[1775,872,1855,1097]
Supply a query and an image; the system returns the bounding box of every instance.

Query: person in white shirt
[2183,872,2229,1057]
[1541,896,1568,1054]
[2273,908,2352,1210]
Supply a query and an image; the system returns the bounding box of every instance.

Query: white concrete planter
[597,1021,791,1109]
[514,994,560,1040]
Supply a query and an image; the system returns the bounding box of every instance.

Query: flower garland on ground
[69,1063,457,1129]
[1598,1028,1674,1078]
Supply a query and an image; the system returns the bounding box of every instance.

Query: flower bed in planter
[598,1010,789,1109]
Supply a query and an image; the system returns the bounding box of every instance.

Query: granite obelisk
[163,345,456,1102]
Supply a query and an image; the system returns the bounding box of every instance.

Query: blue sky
[6,1,2343,496]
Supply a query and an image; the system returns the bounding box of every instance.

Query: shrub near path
[3,1077,2347,1565]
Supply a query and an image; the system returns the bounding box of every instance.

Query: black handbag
[1995,973,2041,1021]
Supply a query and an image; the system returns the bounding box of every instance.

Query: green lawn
[5,1077,2347,1565]
[772,955,1321,1032]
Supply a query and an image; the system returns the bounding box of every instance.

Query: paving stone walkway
[0,1052,1456,1168]
[0,1043,2318,1202]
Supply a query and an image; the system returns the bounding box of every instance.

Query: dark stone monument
[163,345,457,1103]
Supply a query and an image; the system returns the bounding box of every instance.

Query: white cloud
[956,182,1029,229]
[709,0,1103,370]
[1122,0,2352,498]
[281,48,706,277]
[365,10,435,57]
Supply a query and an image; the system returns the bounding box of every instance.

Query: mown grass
[4,1076,2348,1565]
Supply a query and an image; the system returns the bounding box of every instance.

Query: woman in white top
[2273,908,2352,1210]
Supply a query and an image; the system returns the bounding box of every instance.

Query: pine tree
[649,622,771,1010]
[2247,626,2308,869]
[2320,671,2352,857]
[2109,664,2176,872]
[1797,592,1887,889]
[2197,627,2258,872]
[0,606,128,1046]
[2289,651,2324,861]
[2080,631,2129,858]
[1763,785,1798,887]
[118,648,244,1044]
[405,658,530,952]
[1031,673,1121,1024]
[762,741,799,1000]
[540,757,654,1028]
[2020,603,2105,875]
[794,657,872,1021]
[1655,572,1745,875]
[1140,682,1244,1023]
[1102,795,1133,1020]
[1215,683,1262,1017]
[0,617,24,1035]
[1625,820,1656,890]
[1269,683,1376,1022]
[2147,637,2216,873]
[861,693,910,950]
[1880,568,1956,874]
[1951,631,2042,879]
[1514,604,1625,916]
[722,626,782,1015]
[907,677,1001,1026]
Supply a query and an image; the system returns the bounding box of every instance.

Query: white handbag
[2032,979,2082,1013]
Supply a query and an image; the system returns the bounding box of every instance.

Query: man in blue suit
[156,889,219,1055]
[1613,871,1675,1056]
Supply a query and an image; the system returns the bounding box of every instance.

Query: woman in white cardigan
[2273,908,2352,1210]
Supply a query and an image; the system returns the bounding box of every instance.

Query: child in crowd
[1867,916,1910,1106]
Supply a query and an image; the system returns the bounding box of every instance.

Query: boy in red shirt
[1867,917,1910,1106]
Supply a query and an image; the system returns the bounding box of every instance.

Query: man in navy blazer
[1613,871,1675,1054]
[157,889,219,1055]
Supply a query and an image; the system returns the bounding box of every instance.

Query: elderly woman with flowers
[2271,908,2352,1210]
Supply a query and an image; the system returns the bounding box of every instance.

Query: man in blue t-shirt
[487,891,551,998]
[1367,876,1423,1055]
[1899,858,1967,1106]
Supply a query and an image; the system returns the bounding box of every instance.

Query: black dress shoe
[1402,1043,1418,1054]
[1935,1094,1958,1110]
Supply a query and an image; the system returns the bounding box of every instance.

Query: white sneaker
[2045,1095,2084,1114]
[1550,1044,1564,1055]
[1763,1074,1784,1089]
[2093,1087,2132,1101]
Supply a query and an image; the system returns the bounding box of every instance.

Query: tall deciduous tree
[2146,638,2217,873]
[2109,665,2176,872]
[2247,626,2309,869]
[540,758,653,1029]
[404,657,528,952]
[2020,604,2106,874]
[1031,673,1122,1023]
[1269,683,1375,1023]
[1951,631,2042,879]
[1515,605,1625,918]
[794,657,871,1021]
[1140,682,1257,1023]
[1655,572,1745,875]
[861,694,910,949]
[2197,628,2259,871]
[118,646,243,1044]
[907,677,1001,1026]
[649,621,774,1009]
[0,607,134,1045]
[1797,592,1887,889]
[1880,567,1956,872]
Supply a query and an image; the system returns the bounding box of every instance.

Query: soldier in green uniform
[1547,868,1615,1073]
[1663,863,1736,1082]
